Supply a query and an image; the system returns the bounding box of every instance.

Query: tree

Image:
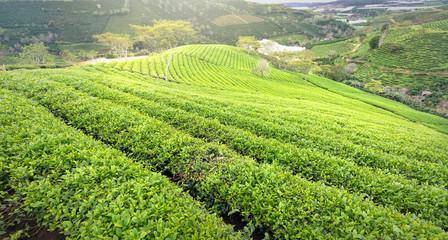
[237,36,260,54]
[272,51,296,70]
[252,59,270,77]
[328,64,347,81]
[19,42,50,65]
[131,20,197,81]
[380,23,390,32]
[327,50,338,61]
[300,50,316,60]
[369,35,380,49]
[382,43,404,54]
[345,63,358,75]
[358,33,367,41]
[61,49,78,64]
[259,40,275,55]
[365,79,383,93]
[93,32,132,60]
[316,64,332,78]
[0,44,9,57]
[288,58,317,81]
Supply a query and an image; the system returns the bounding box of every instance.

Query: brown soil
[352,42,362,52]
[1,191,66,240]
[0,221,66,240]
[221,212,267,240]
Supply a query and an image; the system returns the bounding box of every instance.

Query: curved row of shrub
[177,45,258,71]
[1,69,447,239]
[98,45,448,163]
[88,67,448,188]
[49,68,448,228]
[307,74,448,134]
[423,19,448,30]
[130,78,448,167]
[308,40,355,57]
[0,88,242,239]
[112,45,328,100]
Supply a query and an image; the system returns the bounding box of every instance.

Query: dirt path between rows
[233,14,249,24]
[352,42,362,52]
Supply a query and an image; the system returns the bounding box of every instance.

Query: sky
[247,0,335,3]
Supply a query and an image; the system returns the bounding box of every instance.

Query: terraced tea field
[423,19,448,30]
[1,45,447,239]
[365,31,448,72]
[347,25,448,112]
[308,40,355,57]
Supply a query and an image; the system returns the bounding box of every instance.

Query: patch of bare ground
[352,42,362,52]
[0,190,66,240]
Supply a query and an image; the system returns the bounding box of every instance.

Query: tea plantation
[1,45,447,239]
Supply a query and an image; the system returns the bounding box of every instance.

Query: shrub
[369,35,380,49]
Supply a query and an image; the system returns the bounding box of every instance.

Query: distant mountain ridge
[284,0,386,7]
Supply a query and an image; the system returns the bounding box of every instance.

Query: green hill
[1,44,447,238]
[304,7,448,118]
[98,44,448,133]
[0,0,345,51]
[349,26,448,113]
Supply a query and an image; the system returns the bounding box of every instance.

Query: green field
[308,39,356,57]
[308,13,448,118]
[1,44,447,238]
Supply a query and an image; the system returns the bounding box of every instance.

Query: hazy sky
[247,0,334,3]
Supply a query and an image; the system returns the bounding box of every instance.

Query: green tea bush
[1,70,447,238]
[0,88,242,239]
[43,68,448,228]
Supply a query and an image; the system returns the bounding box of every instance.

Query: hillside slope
[351,26,448,89]
[1,44,447,238]
[305,12,448,118]
[99,44,448,133]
